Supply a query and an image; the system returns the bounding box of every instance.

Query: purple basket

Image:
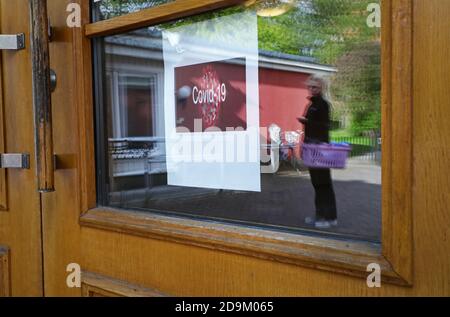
[302,143,352,169]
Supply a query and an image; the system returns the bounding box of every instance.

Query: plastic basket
[301,143,352,169]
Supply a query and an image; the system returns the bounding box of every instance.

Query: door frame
[72,0,414,287]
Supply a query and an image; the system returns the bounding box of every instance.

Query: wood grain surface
[1,0,447,296]
[0,0,43,296]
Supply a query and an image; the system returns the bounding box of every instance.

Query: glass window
[92,0,174,21]
[94,0,382,242]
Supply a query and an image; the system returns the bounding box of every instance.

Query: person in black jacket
[298,75,337,229]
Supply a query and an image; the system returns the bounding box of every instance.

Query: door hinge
[0,154,30,169]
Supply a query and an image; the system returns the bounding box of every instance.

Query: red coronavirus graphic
[175,57,246,132]
[197,65,222,128]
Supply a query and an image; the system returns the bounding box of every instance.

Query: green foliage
[257,0,379,63]
[256,0,382,136]
[331,41,381,135]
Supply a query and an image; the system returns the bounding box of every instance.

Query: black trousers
[308,168,337,220]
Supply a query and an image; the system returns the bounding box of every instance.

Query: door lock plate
[0,154,30,169]
[0,33,25,50]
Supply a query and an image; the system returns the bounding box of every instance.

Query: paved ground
[111,159,381,242]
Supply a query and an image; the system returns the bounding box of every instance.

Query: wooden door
[0,0,43,296]
[3,0,448,297]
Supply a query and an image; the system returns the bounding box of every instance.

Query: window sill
[80,207,408,286]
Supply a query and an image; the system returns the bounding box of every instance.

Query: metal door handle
[29,0,54,192]
[0,34,25,50]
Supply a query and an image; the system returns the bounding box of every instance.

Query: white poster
[162,11,261,192]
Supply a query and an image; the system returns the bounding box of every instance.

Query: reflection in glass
[92,0,174,21]
[96,0,382,242]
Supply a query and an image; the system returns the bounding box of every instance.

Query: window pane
[92,0,174,21]
[95,0,382,242]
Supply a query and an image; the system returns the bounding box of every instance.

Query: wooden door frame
[74,0,413,286]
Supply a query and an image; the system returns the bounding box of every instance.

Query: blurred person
[298,75,337,229]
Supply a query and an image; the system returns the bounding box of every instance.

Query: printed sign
[163,11,260,192]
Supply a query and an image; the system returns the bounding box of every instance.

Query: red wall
[259,67,310,133]
[259,68,311,159]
